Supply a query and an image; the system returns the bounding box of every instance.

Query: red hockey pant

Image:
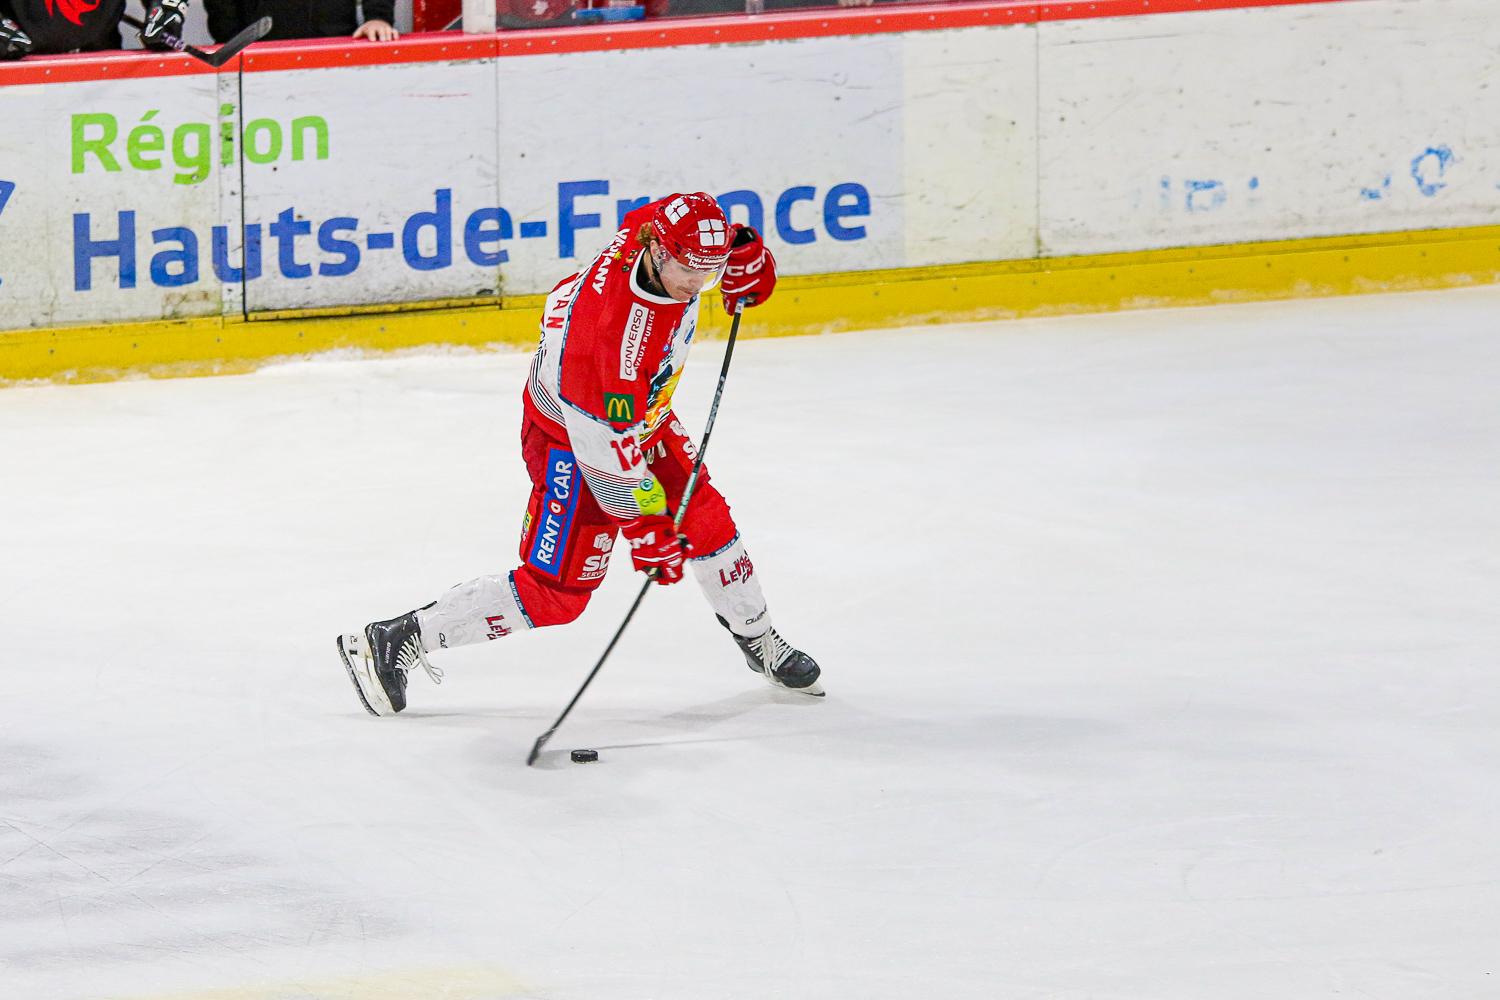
[511,416,740,628]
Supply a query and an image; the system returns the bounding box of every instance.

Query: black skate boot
[717,615,825,697]
[336,611,443,716]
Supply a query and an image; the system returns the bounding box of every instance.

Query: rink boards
[2,0,1499,382]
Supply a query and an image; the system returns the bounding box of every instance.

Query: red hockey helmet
[650,193,732,271]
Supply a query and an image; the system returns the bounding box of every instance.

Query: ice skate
[718,616,824,696]
[336,611,443,716]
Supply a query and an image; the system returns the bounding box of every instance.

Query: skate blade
[764,672,825,698]
[336,633,394,717]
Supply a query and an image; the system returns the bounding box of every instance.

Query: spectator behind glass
[493,0,864,30]
[649,0,870,17]
[1,0,187,58]
[497,0,667,29]
[204,0,397,44]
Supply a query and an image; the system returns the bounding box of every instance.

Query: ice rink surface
[3,286,1499,1000]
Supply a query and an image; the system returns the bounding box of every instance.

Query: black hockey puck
[570,749,599,763]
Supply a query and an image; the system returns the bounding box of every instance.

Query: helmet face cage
[651,239,725,295]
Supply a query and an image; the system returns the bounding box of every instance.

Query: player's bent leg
[417,572,536,648]
[335,425,624,717]
[690,534,824,696]
[673,476,739,564]
[688,531,767,636]
[646,420,824,696]
[337,567,599,718]
[340,573,531,717]
[510,565,595,627]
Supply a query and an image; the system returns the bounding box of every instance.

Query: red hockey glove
[721,224,777,315]
[622,514,690,585]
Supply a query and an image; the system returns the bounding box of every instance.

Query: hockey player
[338,192,823,716]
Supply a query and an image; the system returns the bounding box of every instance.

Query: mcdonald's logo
[604,393,635,422]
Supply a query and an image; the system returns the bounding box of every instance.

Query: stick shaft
[673,303,744,530]
[122,14,267,66]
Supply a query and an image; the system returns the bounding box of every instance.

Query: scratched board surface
[236,58,502,313]
[0,76,227,329]
[1037,0,1500,254]
[489,35,909,299]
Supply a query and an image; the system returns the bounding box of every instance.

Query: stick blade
[526,728,556,767]
[209,15,272,66]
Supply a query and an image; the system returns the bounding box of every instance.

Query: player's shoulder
[618,198,669,236]
[575,225,636,303]
[577,232,677,315]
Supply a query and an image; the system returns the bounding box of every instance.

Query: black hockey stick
[526,301,747,766]
[122,14,271,68]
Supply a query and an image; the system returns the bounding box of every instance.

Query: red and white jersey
[524,200,701,522]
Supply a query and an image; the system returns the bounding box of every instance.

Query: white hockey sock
[690,535,770,638]
[415,572,534,652]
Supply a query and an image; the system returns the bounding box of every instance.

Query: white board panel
[491,34,906,296]
[1038,0,1500,256]
[237,58,501,313]
[903,23,1038,266]
[0,75,224,330]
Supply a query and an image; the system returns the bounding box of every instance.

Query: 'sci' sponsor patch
[603,392,635,423]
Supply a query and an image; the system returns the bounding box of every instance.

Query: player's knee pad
[512,565,594,628]
[679,481,738,558]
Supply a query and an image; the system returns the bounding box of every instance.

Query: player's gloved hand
[721,224,777,315]
[0,16,33,60]
[621,514,689,585]
[141,0,188,51]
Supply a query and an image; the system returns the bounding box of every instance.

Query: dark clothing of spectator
[205,0,393,43]
[666,0,869,12]
[0,0,121,53]
[496,0,667,29]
